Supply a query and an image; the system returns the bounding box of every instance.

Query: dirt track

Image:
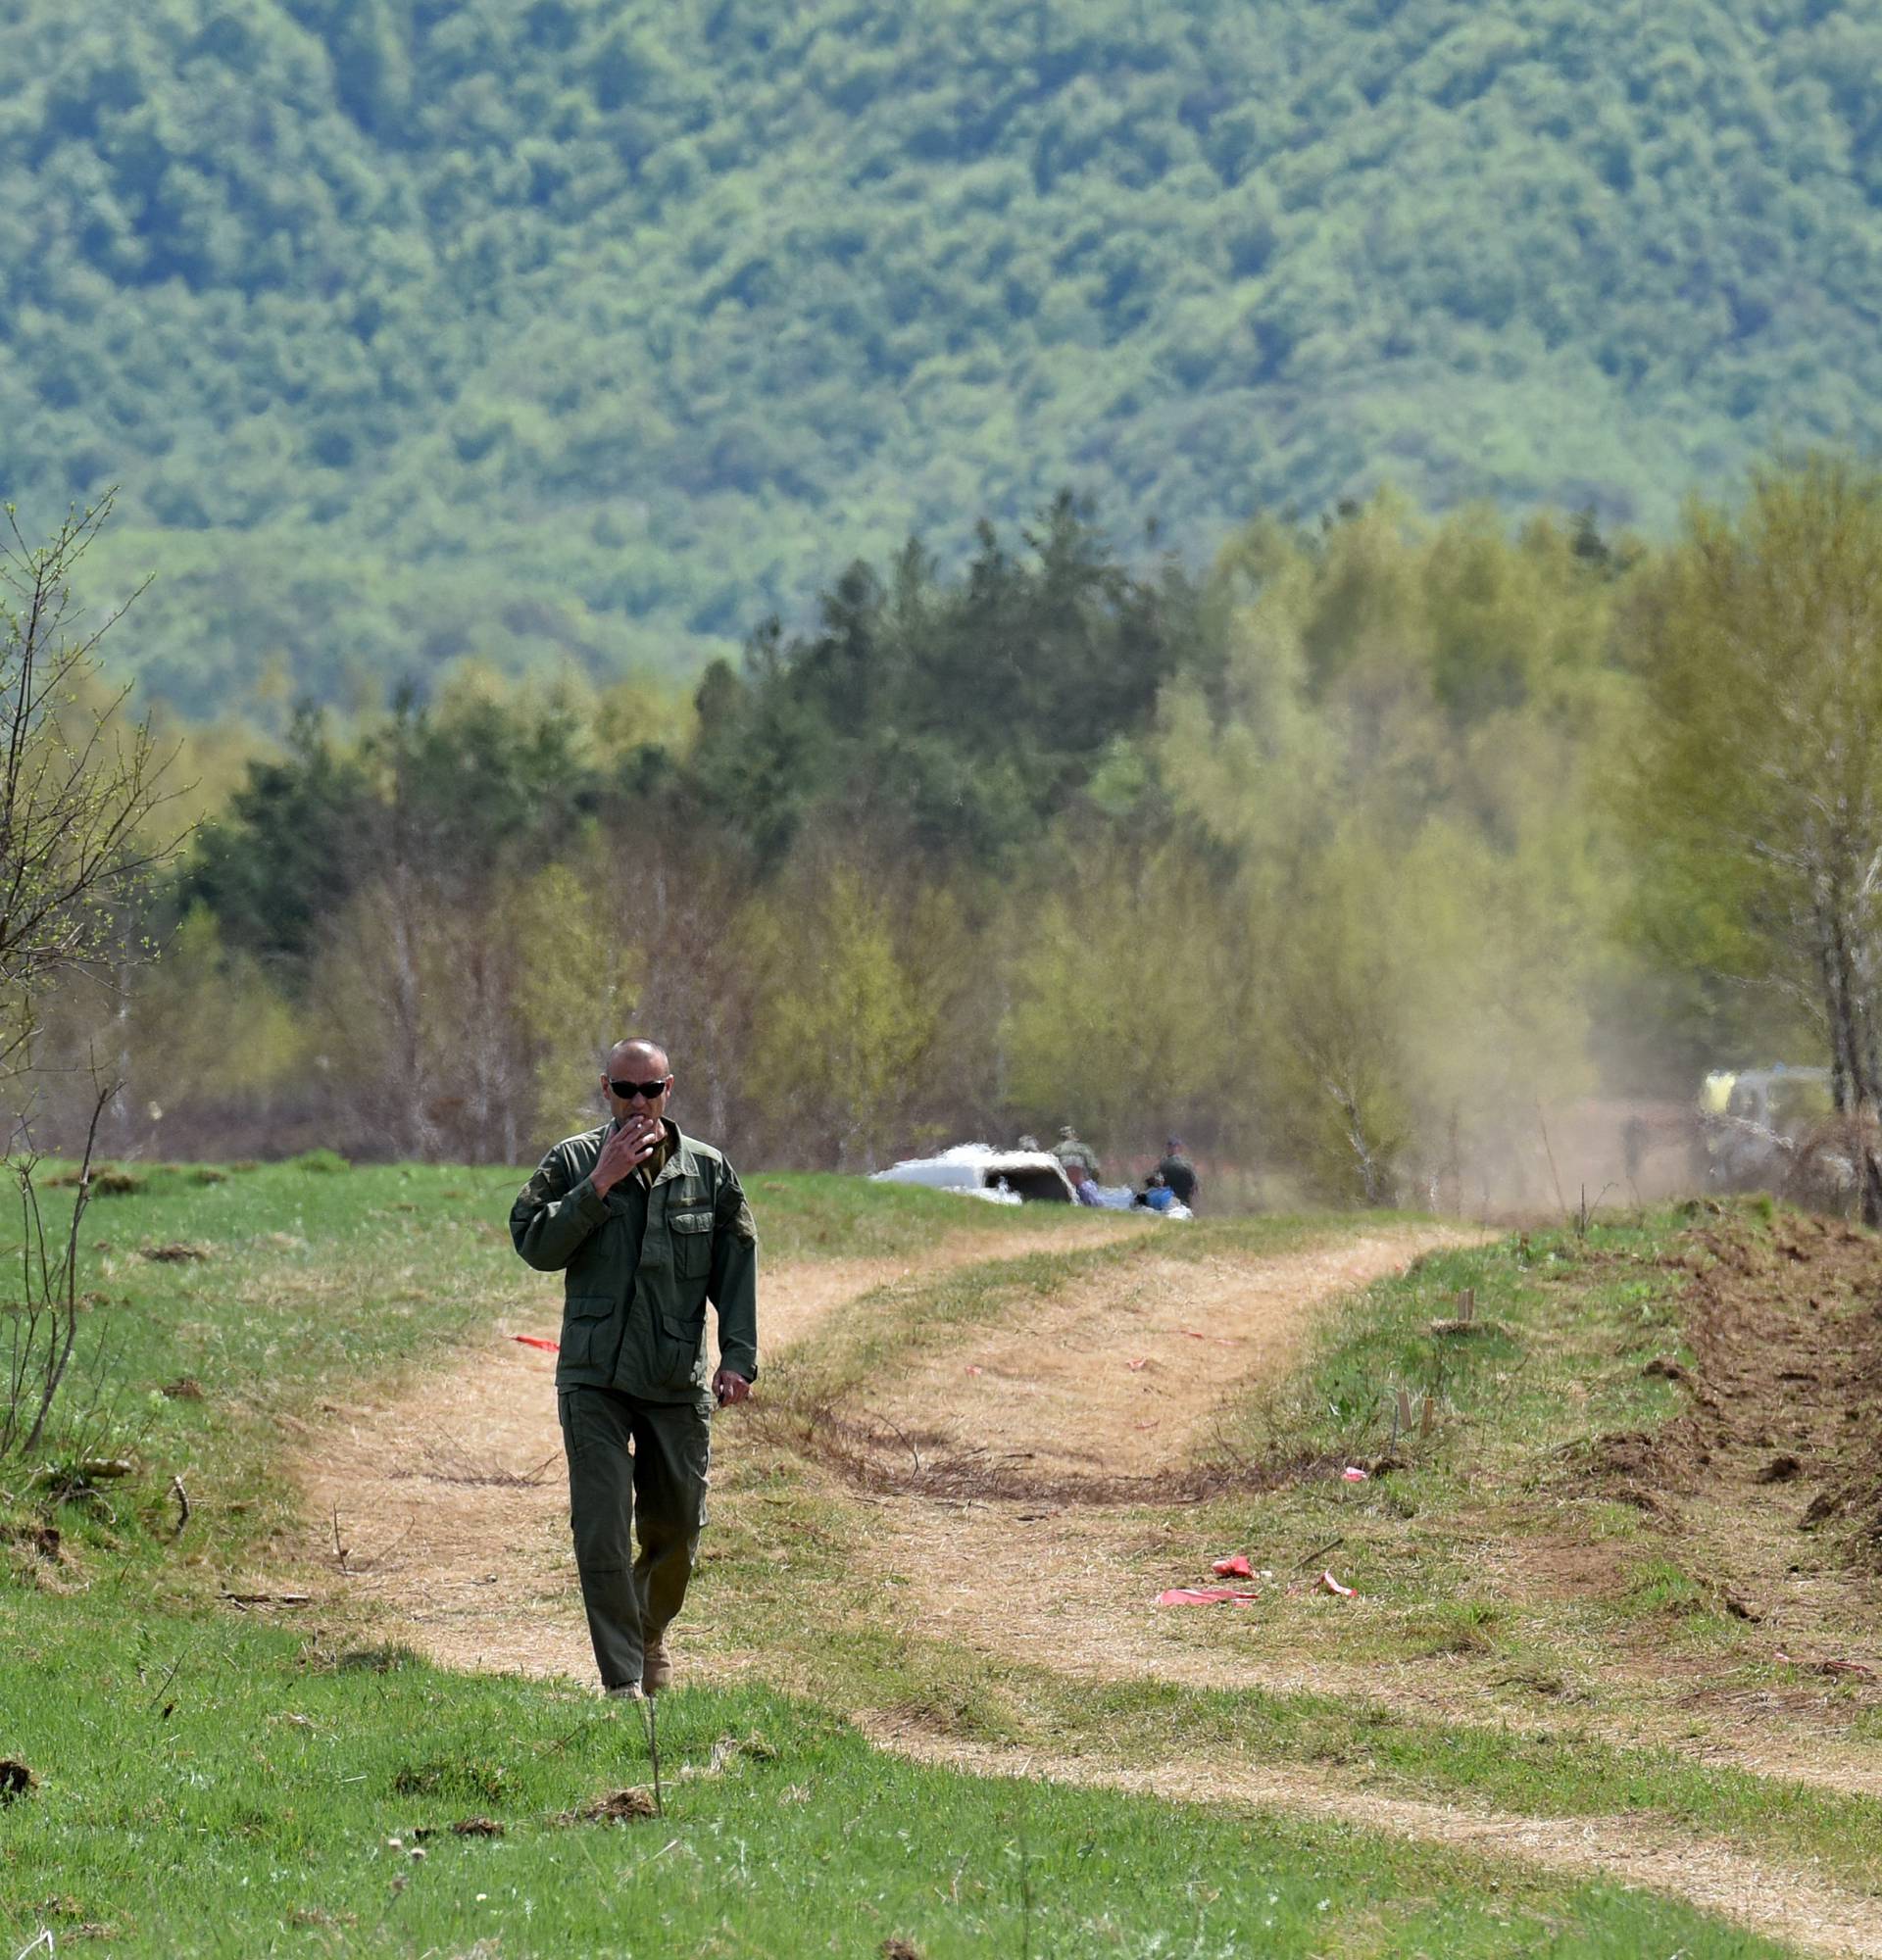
[850,1229,1472,1493]
[287,1215,1882,1958]
[290,1220,1457,1679]
[290,1218,1155,1681]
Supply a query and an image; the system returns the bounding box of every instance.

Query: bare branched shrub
[0,1081,113,1458]
[0,497,182,1462]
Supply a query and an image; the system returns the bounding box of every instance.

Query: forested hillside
[5,0,1881,711]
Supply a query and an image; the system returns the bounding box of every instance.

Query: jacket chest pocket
[669,1208,714,1280]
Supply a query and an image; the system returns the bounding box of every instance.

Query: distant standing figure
[1621,1112,1647,1190]
[510,1038,759,1700]
[1052,1124,1102,1181]
[1156,1136,1199,1209]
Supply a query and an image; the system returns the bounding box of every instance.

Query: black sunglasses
[608,1077,670,1102]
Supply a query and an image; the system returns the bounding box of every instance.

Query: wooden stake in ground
[1428,1287,1485,1339]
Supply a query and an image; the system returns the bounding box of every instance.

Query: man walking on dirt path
[510,1038,759,1699]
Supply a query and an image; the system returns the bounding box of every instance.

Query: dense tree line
[6,1,1882,712]
[24,461,1882,1209]
[33,480,1820,1208]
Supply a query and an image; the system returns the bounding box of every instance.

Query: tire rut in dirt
[762,1400,1343,1505]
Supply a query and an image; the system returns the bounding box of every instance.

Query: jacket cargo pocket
[560,1295,615,1371]
[659,1306,708,1388]
[669,1207,714,1280]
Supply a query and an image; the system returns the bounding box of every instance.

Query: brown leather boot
[641,1635,672,1694]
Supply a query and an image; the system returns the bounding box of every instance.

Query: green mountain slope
[4,0,1880,710]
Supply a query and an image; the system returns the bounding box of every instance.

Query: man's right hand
[592,1117,659,1196]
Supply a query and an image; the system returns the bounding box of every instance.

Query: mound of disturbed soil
[1579,1210,1882,1566]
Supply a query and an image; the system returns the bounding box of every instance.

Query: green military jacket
[510,1119,759,1401]
[1052,1136,1101,1180]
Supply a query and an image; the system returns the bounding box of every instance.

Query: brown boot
[641,1635,672,1695]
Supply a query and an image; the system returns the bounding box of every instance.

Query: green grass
[1131,1215,1732,1683]
[1116,1215,1717,1673]
[691,1201,1882,1899]
[1209,1217,1694,1476]
[0,1589,1793,1960]
[1051,1674,1882,1896]
[3,1159,532,1562]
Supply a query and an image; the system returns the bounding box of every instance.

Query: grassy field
[0,1165,1852,1956]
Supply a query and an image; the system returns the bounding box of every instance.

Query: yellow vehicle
[1699,1070,1736,1116]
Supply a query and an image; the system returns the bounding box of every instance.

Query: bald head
[601,1038,673,1123]
[609,1037,670,1077]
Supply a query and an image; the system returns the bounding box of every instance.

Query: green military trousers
[558,1386,712,1692]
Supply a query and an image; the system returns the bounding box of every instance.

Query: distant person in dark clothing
[1156,1136,1199,1209]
